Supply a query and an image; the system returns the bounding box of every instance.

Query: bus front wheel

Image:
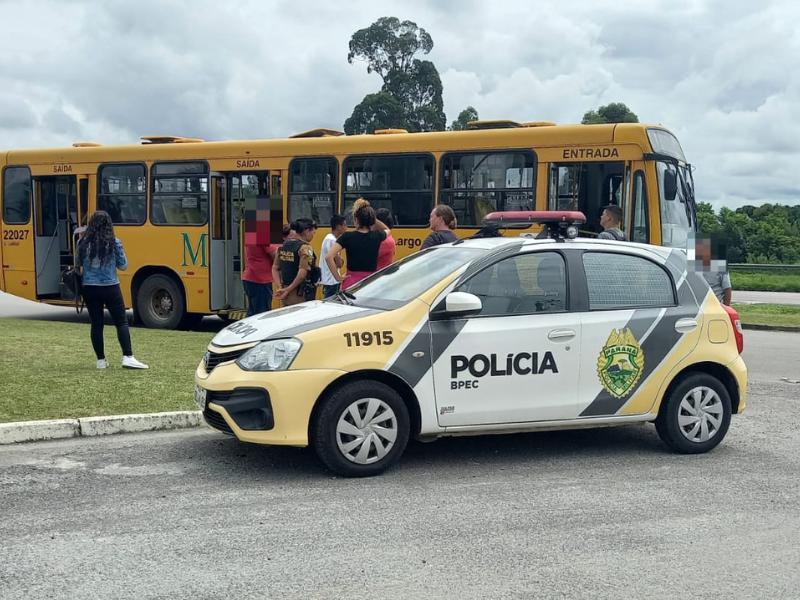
[136,274,185,329]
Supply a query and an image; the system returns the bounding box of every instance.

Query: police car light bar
[482,210,587,240]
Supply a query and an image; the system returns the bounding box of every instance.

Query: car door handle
[548,329,576,341]
[675,318,698,333]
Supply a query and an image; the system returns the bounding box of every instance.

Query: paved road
[734,290,800,305]
[1,332,798,599]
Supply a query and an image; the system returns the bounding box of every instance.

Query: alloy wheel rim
[678,386,723,443]
[336,398,398,464]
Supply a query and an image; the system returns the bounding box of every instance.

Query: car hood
[211,301,378,347]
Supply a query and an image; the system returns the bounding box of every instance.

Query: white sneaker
[97,359,108,370]
[122,356,149,370]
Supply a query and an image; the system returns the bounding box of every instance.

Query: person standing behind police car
[598,205,627,241]
[326,203,389,289]
[375,208,396,270]
[274,218,318,306]
[78,211,148,370]
[421,204,457,250]
[320,214,347,298]
[242,239,277,316]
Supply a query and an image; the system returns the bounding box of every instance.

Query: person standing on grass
[375,208,396,270]
[696,235,733,305]
[325,201,389,289]
[77,211,148,370]
[421,204,458,250]
[320,214,347,298]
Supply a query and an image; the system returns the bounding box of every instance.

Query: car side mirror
[664,169,678,201]
[440,292,483,318]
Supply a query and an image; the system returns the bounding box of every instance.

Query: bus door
[548,160,627,236]
[210,172,271,311]
[33,175,77,298]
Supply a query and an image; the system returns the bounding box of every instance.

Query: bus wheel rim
[151,289,174,318]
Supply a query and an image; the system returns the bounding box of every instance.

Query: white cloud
[0,0,798,209]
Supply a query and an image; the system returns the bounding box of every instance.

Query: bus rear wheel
[136,274,185,329]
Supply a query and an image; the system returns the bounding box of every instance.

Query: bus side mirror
[664,169,678,201]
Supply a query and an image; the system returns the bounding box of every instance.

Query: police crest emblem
[597,328,644,399]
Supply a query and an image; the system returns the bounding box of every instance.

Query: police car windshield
[339,246,484,310]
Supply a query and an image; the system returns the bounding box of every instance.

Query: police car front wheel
[312,381,410,477]
[655,372,732,454]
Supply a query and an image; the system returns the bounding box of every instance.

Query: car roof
[444,235,678,261]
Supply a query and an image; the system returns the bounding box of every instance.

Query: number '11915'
[343,331,394,347]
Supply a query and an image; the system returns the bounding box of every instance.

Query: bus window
[657,161,690,248]
[631,170,649,243]
[288,157,337,224]
[440,151,534,227]
[548,162,624,235]
[151,161,209,225]
[344,154,433,226]
[98,164,146,225]
[2,166,32,224]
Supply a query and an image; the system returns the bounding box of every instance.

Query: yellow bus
[0,122,696,328]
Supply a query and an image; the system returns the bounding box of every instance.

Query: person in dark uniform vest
[273,218,319,306]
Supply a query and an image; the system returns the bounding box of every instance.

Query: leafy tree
[449,106,479,130]
[581,102,639,124]
[343,92,405,136]
[345,17,446,134]
[696,202,721,235]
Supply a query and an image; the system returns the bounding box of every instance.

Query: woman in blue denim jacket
[78,211,148,369]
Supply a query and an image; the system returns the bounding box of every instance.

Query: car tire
[136,274,185,329]
[312,380,410,477]
[655,372,732,454]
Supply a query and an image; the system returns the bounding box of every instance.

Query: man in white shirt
[320,214,347,298]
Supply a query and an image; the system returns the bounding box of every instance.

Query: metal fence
[730,264,800,274]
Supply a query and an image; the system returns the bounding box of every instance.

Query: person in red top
[242,239,277,316]
[375,208,396,270]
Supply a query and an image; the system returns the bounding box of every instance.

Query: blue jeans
[322,284,340,298]
[243,281,273,316]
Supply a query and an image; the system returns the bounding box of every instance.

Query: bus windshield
[657,160,695,248]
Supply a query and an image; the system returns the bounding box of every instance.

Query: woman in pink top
[375,208,396,270]
[242,241,277,316]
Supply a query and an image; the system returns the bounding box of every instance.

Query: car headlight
[236,338,302,371]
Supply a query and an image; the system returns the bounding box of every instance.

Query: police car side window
[583,252,675,310]
[458,252,566,316]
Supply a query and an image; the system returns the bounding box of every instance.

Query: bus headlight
[236,338,302,371]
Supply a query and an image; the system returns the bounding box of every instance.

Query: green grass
[732,303,800,328]
[731,271,800,292]
[0,318,214,423]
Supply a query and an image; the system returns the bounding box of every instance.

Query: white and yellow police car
[195,213,747,477]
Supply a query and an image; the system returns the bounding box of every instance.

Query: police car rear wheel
[312,381,410,477]
[655,372,731,454]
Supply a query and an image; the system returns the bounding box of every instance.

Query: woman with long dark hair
[78,211,148,369]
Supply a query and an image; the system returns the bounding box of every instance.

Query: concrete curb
[0,410,203,445]
[742,323,800,333]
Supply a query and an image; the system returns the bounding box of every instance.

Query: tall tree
[345,17,446,134]
[449,106,479,130]
[581,102,639,124]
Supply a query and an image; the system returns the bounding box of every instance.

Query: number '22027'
[343,331,394,347]
[3,230,29,240]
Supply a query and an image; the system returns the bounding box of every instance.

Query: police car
[195,212,747,477]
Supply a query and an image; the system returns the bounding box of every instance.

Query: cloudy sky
[1,0,798,209]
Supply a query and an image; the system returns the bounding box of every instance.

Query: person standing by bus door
[78,211,148,370]
[242,240,277,316]
[274,218,319,306]
[320,214,347,298]
[598,205,627,240]
[421,204,458,250]
[375,208,396,270]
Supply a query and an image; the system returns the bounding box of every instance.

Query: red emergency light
[482,210,587,240]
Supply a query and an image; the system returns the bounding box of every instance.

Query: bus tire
[312,380,410,477]
[136,274,185,329]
